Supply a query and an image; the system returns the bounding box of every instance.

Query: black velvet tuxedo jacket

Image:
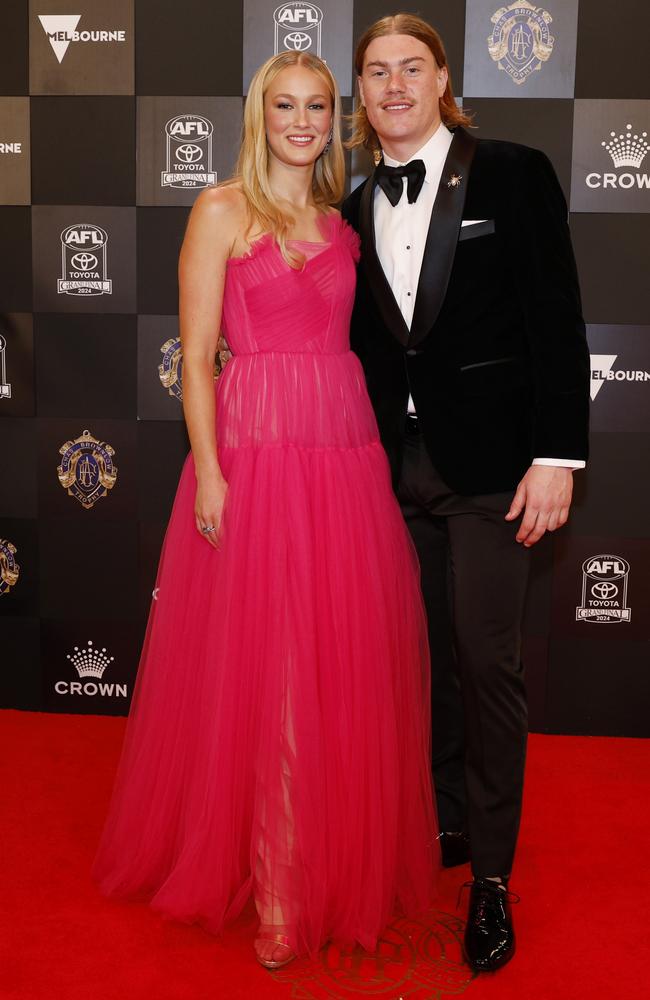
[342,126,590,496]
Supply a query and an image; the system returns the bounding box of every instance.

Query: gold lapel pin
[447,173,462,189]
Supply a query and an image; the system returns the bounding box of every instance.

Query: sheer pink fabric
[92,212,439,957]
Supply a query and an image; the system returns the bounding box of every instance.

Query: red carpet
[1,709,648,1000]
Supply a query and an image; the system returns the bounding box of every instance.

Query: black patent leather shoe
[439,831,471,868]
[462,878,519,973]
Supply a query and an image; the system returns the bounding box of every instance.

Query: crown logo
[66,640,114,679]
[602,124,649,168]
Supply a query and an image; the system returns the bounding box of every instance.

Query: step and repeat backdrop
[1,0,649,735]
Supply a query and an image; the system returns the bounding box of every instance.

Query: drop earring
[322,128,333,154]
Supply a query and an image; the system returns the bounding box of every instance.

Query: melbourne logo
[0,333,11,399]
[37,14,126,64]
[54,639,127,698]
[590,354,650,400]
[58,224,112,296]
[273,3,323,54]
[158,336,231,401]
[57,429,118,509]
[576,555,631,623]
[0,539,20,596]
[585,123,650,191]
[161,115,217,190]
[488,2,554,85]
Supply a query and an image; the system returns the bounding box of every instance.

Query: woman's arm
[178,186,241,547]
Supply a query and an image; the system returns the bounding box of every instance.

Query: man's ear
[357,76,365,107]
[438,65,449,96]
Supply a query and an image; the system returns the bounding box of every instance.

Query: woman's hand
[195,473,228,550]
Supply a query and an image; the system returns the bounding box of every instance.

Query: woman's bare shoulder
[191,183,247,226]
[182,183,248,259]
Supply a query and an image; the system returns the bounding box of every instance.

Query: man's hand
[505,466,574,546]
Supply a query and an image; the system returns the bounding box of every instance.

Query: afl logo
[58,224,112,296]
[576,554,631,624]
[165,114,213,141]
[162,114,217,190]
[61,223,106,249]
[273,3,323,57]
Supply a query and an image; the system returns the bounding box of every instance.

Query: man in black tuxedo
[342,13,589,972]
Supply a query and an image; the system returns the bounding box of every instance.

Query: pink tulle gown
[92,211,438,957]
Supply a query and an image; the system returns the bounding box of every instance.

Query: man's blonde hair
[348,13,472,155]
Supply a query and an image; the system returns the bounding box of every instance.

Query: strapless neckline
[226,232,333,268]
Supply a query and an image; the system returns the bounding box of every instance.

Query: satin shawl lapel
[358,170,410,347]
[408,127,478,348]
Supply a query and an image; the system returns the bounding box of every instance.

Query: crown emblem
[602,124,649,168]
[66,640,114,679]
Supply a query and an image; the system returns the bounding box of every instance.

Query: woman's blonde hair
[225,51,345,268]
[347,13,473,155]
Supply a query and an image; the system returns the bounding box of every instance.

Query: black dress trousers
[397,417,531,879]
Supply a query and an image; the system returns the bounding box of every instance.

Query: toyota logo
[176,144,202,163]
[591,582,618,600]
[71,253,98,270]
[284,31,312,50]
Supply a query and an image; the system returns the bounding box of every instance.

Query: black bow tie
[375,159,426,207]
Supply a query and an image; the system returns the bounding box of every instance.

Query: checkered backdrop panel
[1,0,649,734]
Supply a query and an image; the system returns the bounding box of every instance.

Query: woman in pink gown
[92,50,438,967]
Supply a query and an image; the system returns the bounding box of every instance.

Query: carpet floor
[1,709,648,1000]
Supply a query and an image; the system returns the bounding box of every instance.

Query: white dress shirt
[373,124,584,470]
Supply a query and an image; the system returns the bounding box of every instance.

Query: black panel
[571,214,650,326]
[0,418,38,517]
[570,434,650,539]
[0,617,41,710]
[0,208,32,312]
[31,97,136,206]
[466,98,574,202]
[137,421,189,521]
[137,207,190,315]
[575,1,650,99]
[39,519,140,620]
[35,313,137,418]
[546,637,650,736]
[0,0,29,96]
[135,0,243,96]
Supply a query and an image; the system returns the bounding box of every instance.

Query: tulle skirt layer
[93,411,438,956]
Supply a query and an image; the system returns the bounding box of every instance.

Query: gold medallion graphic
[0,539,20,596]
[57,429,118,509]
[158,335,232,401]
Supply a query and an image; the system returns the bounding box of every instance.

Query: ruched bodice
[216,213,379,453]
